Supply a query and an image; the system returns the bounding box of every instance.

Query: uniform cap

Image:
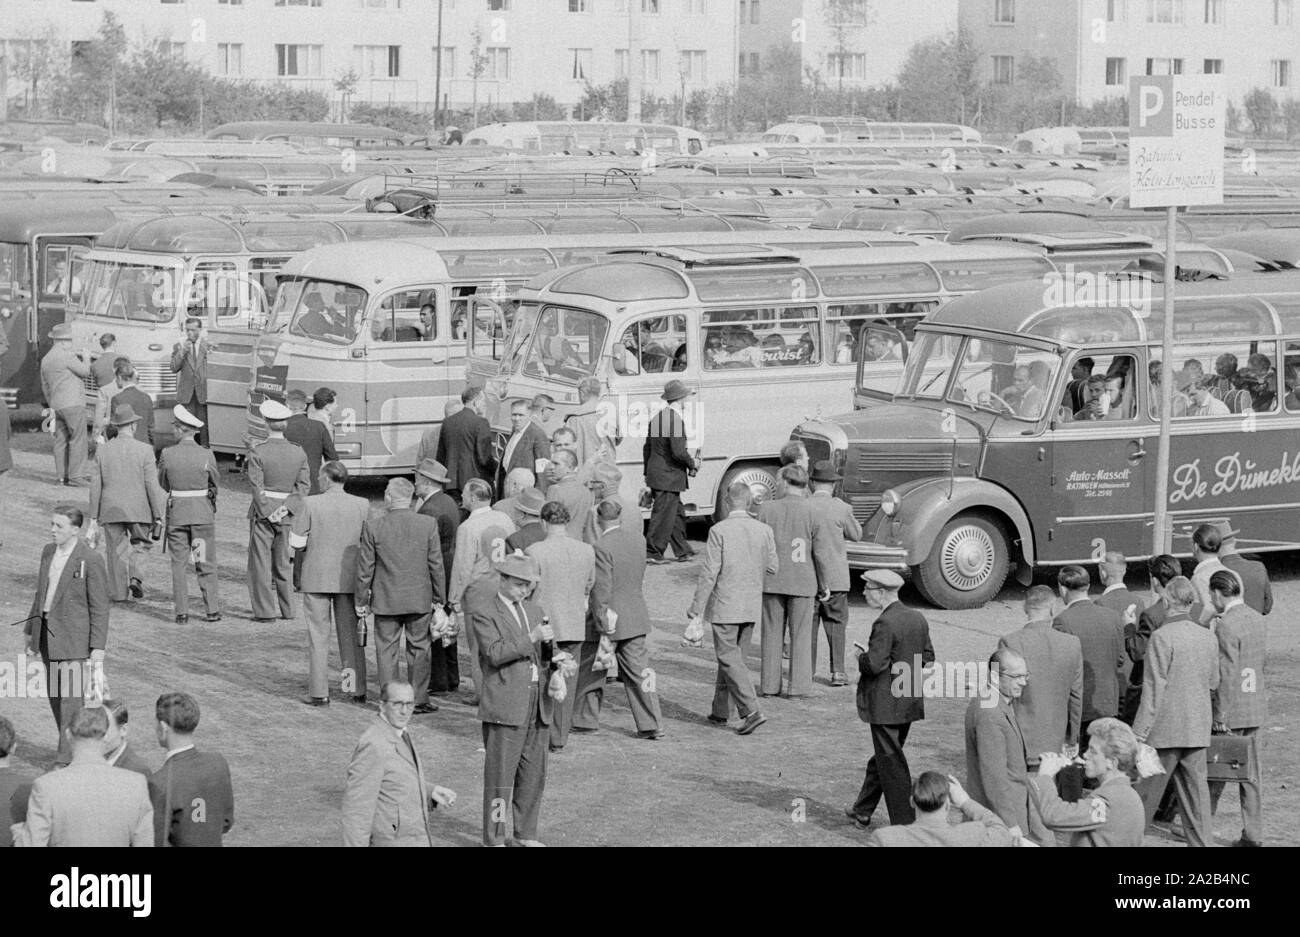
[259,399,293,421]
[173,404,204,429]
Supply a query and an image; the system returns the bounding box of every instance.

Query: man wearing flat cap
[468,552,554,846]
[414,459,461,695]
[846,569,934,829]
[41,323,92,486]
[89,404,166,603]
[643,379,699,565]
[158,406,222,624]
[246,398,310,622]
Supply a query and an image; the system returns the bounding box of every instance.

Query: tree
[1243,87,1278,136]
[1283,98,1300,140]
[822,0,872,101]
[895,29,981,124]
[579,79,628,122]
[333,68,359,122]
[467,25,488,131]
[8,24,67,117]
[511,93,564,122]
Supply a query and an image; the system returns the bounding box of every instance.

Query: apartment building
[737,0,958,87]
[0,0,737,113]
[959,0,1299,105]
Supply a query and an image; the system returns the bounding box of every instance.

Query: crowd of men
[0,317,1274,846]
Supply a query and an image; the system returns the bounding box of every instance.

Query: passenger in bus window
[1002,366,1043,419]
[835,331,855,364]
[46,259,83,299]
[1181,358,1205,385]
[671,345,687,372]
[1071,375,1107,421]
[1230,368,1274,413]
[1065,356,1095,414]
[1284,362,1300,410]
[1148,361,1190,419]
[1184,376,1230,417]
[1210,353,1239,398]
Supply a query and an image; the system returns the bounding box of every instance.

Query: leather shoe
[252,617,277,623]
[706,714,729,725]
[514,838,546,847]
[646,557,670,566]
[1231,837,1262,847]
[461,693,480,706]
[843,806,870,829]
[205,613,223,623]
[413,702,438,714]
[129,578,144,599]
[736,711,767,735]
[174,614,189,624]
[637,729,665,740]
[830,672,849,686]
[301,696,329,707]
[348,694,369,706]
[571,726,598,734]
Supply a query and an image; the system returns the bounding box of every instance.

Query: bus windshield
[285,279,368,346]
[81,260,178,323]
[0,243,31,298]
[904,331,1059,421]
[514,305,609,383]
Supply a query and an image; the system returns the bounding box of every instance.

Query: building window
[614,48,628,79]
[276,1,324,6]
[1276,0,1293,25]
[486,46,510,80]
[1104,57,1126,85]
[751,0,760,24]
[686,0,707,13]
[642,49,660,82]
[991,54,1014,84]
[218,43,243,75]
[1273,59,1291,87]
[570,48,592,80]
[434,46,456,79]
[828,52,866,80]
[828,0,867,25]
[487,0,511,11]
[1146,0,1184,24]
[276,43,322,76]
[750,52,759,72]
[1202,58,1222,74]
[568,0,588,10]
[1145,57,1183,75]
[993,0,1015,24]
[739,0,746,23]
[218,0,243,6]
[642,0,660,13]
[1106,0,1126,20]
[355,45,400,77]
[1203,0,1223,23]
[681,50,707,83]
[159,42,186,57]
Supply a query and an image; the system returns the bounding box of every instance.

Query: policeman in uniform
[246,399,310,622]
[158,405,222,624]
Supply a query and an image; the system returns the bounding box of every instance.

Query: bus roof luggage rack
[604,246,801,267]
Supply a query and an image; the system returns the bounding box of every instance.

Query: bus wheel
[714,464,779,521]
[914,514,1010,610]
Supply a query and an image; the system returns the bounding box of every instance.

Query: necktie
[513,601,529,634]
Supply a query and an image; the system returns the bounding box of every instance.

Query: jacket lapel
[50,542,84,609]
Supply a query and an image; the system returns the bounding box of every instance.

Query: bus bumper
[845,541,911,573]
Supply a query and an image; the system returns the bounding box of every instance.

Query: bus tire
[714,463,779,522]
[913,513,1010,610]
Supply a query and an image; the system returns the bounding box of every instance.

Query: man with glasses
[845,570,933,830]
[965,647,1051,845]
[341,681,456,847]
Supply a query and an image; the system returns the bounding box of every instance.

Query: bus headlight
[0,307,10,319]
[880,489,900,517]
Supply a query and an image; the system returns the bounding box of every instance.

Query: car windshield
[286,278,368,346]
[80,259,179,323]
[0,242,31,299]
[516,305,609,383]
[902,331,1059,421]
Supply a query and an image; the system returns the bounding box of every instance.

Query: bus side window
[1285,343,1300,411]
[43,245,82,300]
[1170,343,1277,418]
[373,290,434,344]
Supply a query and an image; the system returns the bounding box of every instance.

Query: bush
[348,104,431,135]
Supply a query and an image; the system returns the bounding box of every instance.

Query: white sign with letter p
[1128,75,1225,208]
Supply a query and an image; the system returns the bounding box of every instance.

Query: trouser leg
[711,622,758,719]
[666,493,691,559]
[645,489,676,559]
[57,407,89,482]
[102,521,132,601]
[247,518,278,619]
[614,636,662,733]
[482,719,527,847]
[45,655,85,766]
[513,688,548,842]
[815,592,848,675]
[1172,747,1212,848]
[786,594,815,696]
[871,722,915,825]
[550,639,584,748]
[191,523,219,614]
[332,595,365,699]
[52,411,69,481]
[374,615,403,691]
[759,593,786,695]
[271,522,294,618]
[303,593,331,699]
[570,640,603,731]
[404,612,432,707]
[166,525,190,616]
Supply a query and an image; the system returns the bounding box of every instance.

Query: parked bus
[247,229,921,468]
[463,122,706,156]
[789,273,1300,608]
[205,121,409,150]
[485,243,1056,516]
[763,118,982,145]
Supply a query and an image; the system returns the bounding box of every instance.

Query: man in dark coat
[642,379,698,564]
[283,389,338,496]
[414,459,461,695]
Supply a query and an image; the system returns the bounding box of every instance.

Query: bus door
[1043,348,1152,561]
[38,239,92,360]
[202,262,268,453]
[846,304,930,409]
[362,286,452,471]
[465,294,510,395]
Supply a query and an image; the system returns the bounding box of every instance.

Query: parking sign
[1128,75,1225,208]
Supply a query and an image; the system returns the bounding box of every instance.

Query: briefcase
[1206,734,1258,785]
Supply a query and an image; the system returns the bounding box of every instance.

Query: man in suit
[1207,571,1268,847]
[643,379,699,564]
[91,355,128,446]
[1133,577,1220,847]
[448,478,517,705]
[26,505,109,764]
[525,501,596,753]
[0,717,36,848]
[544,448,593,542]
[158,406,222,624]
[1190,523,1233,625]
[341,680,456,847]
[505,487,547,553]
[583,499,664,739]
[469,554,554,846]
[1053,565,1125,755]
[999,585,1083,772]
[291,460,371,707]
[847,569,934,828]
[89,404,166,602]
[11,707,153,847]
[415,399,463,470]
[356,477,446,715]
[103,699,151,777]
[1095,551,1143,683]
[806,461,862,687]
[687,482,776,736]
[91,332,118,390]
[565,376,619,470]
[435,386,496,504]
[867,772,1015,847]
[758,464,829,698]
[1217,523,1273,616]
[965,647,1051,844]
[109,361,156,450]
[582,461,642,545]
[170,316,210,447]
[498,399,549,498]
[40,323,91,486]
[148,692,235,846]
[283,388,338,495]
[246,399,310,622]
[494,467,536,528]
[414,459,461,696]
[1125,554,1187,723]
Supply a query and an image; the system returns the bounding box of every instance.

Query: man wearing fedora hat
[806,460,862,687]
[158,405,222,624]
[40,323,92,486]
[1216,522,1273,617]
[89,403,166,603]
[643,379,699,565]
[415,458,461,695]
[505,487,547,553]
[246,398,311,622]
[468,552,554,846]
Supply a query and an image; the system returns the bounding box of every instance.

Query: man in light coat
[40,323,91,486]
[687,482,776,736]
[1189,523,1233,626]
[291,460,372,706]
[805,460,861,686]
[341,681,455,847]
[89,404,166,602]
